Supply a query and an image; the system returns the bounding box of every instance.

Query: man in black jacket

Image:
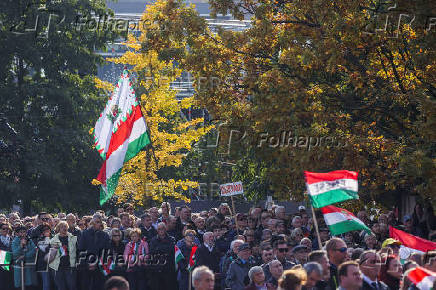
[148,222,177,290]
[359,250,389,290]
[77,213,110,290]
[196,232,222,289]
[139,213,157,241]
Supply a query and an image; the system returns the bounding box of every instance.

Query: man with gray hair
[196,232,221,274]
[267,260,283,287]
[303,262,323,290]
[192,266,215,290]
[221,239,245,277]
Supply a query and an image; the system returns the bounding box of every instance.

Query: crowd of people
[0,202,435,290]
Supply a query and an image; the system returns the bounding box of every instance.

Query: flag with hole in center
[304,170,358,208]
[92,69,151,205]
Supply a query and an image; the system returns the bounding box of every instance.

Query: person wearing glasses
[358,250,389,290]
[273,240,295,272]
[108,228,127,278]
[326,237,348,289]
[29,212,51,245]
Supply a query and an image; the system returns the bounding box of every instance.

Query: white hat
[298,205,306,211]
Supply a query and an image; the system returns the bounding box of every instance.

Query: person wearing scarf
[49,221,77,290]
[123,227,149,290]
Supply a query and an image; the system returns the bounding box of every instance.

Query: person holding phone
[12,225,38,289]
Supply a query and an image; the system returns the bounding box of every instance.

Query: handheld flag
[188,245,198,271]
[175,245,184,271]
[321,205,371,236]
[58,245,68,257]
[389,226,436,260]
[304,170,358,208]
[0,250,12,271]
[92,70,151,205]
[407,266,436,290]
[99,256,116,276]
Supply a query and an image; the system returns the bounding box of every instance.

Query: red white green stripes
[304,170,358,208]
[407,266,436,290]
[94,70,150,205]
[58,245,68,257]
[99,256,116,276]
[175,245,184,271]
[321,205,371,236]
[390,226,436,260]
[188,246,198,271]
[0,250,12,271]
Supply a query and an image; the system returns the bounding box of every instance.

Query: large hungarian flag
[92,70,150,205]
[407,266,436,290]
[304,170,358,208]
[321,205,371,236]
[390,226,436,260]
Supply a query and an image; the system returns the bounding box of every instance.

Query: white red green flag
[93,69,151,205]
[407,266,436,290]
[188,245,198,271]
[304,170,358,208]
[321,205,371,236]
[99,256,116,276]
[390,226,436,260]
[0,250,12,271]
[58,245,68,257]
[175,245,184,271]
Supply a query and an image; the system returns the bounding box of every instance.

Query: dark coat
[196,244,221,273]
[149,233,176,272]
[361,280,390,290]
[139,224,157,242]
[77,227,110,266]
[245,282,276,290]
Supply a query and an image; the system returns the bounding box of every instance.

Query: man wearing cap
[225,243,256,290]
[292,245,309,265]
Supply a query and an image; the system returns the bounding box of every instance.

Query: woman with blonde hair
[123,227,149,290]
[278,268,307,290]
[49,221,77,290]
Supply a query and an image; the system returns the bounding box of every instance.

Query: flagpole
[311,205,323,250]
[188,269,192,290]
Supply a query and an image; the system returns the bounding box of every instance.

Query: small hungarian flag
[390,226,436,260]
[175,245,184,271]
[304,170,358,208]
[92,69,151,205]
[188,245,198,271]
[0,250,12,271]
[407,266,436,290]
[99,256,116,276]
[321,205,371,236]
[58,245,68,257]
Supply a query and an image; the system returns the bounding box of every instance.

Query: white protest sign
[220,181,244,197]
